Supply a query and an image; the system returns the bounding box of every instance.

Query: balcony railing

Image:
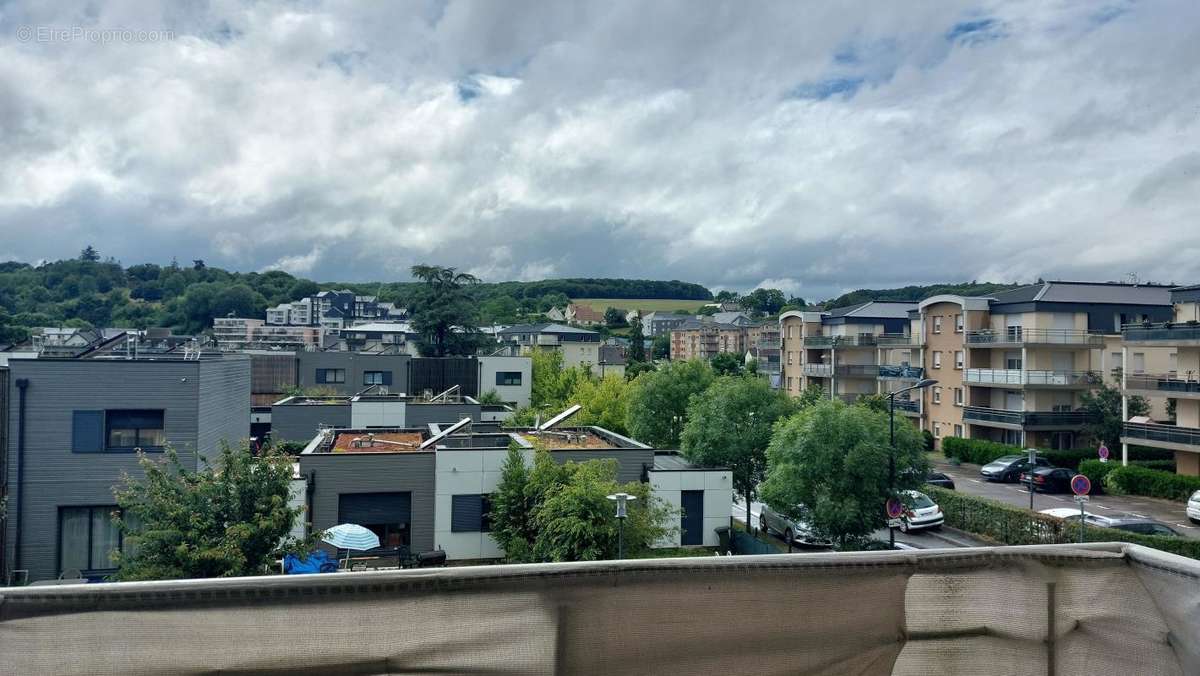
[755,339,781,350]
[1124,373,1200,395]
[876,333,922,347]
[891,398,920,413]
[878,365,924,380]
[1123,322,1200,342]
[964,328,1105,346]
[963,369,1102,387]
[1122,421,1200,448]
[836,364,880,377]
[803,335,877,348]
[802,363,833,377]
[963,406,1095,428]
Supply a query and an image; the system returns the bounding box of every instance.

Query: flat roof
[330,431,426,453]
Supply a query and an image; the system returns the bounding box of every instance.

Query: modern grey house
[296,351,411,396]
[2,355,250,583]
[297,422,731,562]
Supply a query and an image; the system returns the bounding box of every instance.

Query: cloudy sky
[1,1,1198,300]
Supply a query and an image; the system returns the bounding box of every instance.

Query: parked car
[1099,518,1183,538]
[898,490,944,533]
[980,454,1052,482]
[925,471,956,490]
[1187,490,1200,525]
[759,505,832,547]
[1019,467,1078,493]
[1039,507,1098,521]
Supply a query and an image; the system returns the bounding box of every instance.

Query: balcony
[755,339,781,350]
[878,365,924,381]
[801,363,833,377]
[892,398,921,416]
[963,406,1095,430]
[963,369,1102,388]
[964,328,1105,347]
[876,333,922,347]
[802,335,877,348]
[1121,421,1200,451]
[835,364,880,377]
[1124,373,1200,399]
[1123,322,1200,345]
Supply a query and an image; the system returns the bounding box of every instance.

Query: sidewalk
[931,456,1200,538]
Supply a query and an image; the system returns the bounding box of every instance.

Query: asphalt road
[932,459,1200,538]
[732,500,988,550]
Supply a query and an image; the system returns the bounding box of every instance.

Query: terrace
[965,328,1105,347]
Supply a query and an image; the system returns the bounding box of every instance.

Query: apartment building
[778,302,919,405]
[497,323,621,377]
[297,422,731,561]
[640,311,691,337]
[1121,285,1200,475]
[3,355,250,583]
[925,282,1172,449]
[669,318,747,361]
[746,322,781,382]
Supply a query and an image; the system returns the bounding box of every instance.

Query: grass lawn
[572,298,709,313]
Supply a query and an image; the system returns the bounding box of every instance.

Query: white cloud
[0,0,1197,301]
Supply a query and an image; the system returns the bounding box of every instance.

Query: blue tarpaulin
[284,551,339,574]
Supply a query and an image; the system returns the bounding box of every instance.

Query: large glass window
[59,506,125,574]
[495,371,523,386]
[363,370,391,386]
[451,494,493,532]
[106,410,165,450]
[316,368,346,384]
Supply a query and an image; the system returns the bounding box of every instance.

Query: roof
[826,301,917,320]
[990,281,1173,307]
[330,431,426,453]
[651,452,728,471]
[344,322,413,333]
[712,311,753,325]
[568,303,605,322]
[498,323,598,336]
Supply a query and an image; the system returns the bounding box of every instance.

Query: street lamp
[607,492,637,559]
[887,378,938,548]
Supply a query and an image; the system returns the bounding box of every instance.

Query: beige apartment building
[669,318,747,361]
[781,282,1177,454]
[1121,285,1200,475]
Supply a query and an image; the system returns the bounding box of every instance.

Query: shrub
[1105,465,1200,502]
[926,486,1200,560]
[942,438,1172,470]
[941,438,1019,465]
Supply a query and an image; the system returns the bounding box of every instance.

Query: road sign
[1098,444,1110,462]
[1071,474,1092,496]
[1074,494,1090,504]
[887,518,903,528]
[886,498,904,519]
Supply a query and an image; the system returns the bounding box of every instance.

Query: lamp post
[607,492,637,559]
[887,378,938,548]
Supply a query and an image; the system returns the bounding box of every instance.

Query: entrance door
[681,490,704,546]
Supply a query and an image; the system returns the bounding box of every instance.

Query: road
[732,499,988,550]
[932,459,1200,538]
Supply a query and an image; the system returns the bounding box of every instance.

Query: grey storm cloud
[1,0,1199,300]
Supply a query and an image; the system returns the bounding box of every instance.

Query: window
[932,351,942,369]
[955,350,964,369]
[495,371,523,386]
[104,410,165,450]
[338,492,410,549]
[954,314,963,333]
[954,388,963,406]
[1005,351,1023,370]
[316,368,346,384]
[933,422,942,438]
[1132,353,1146,374]
[787,376,794,390]
[59,506,128,574]
[933,387,942,404]
[933,316,943,334]
[363,370,392,386]
[954,424,964,437]
[451,494,493,532]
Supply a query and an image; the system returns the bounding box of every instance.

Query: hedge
[926,486,1200,560]
[941,438,1172,470]
[1078,459,1176,494]
[1104,465,1200,502]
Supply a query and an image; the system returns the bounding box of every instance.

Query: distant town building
[497,323,623,377]
[566,303,605,326]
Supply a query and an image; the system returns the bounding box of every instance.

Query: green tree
[113,443,306,580]
[477,389,504,405]
[571,374,630,434]
[760,400,929,548]
[79,245,100,262]
[0,307,30,344]
[625,360,657,380]
[709,352,743,376]
[680,376,795,532]
[854,393,889,414]
[1080,381,1148,448]
[480,295,520,325]
[625,359,716,447]
[408,264,481,356]
[797,383,826,408]
[627,319,646,362]
[604,307,627,327]
[742,288,787,316]
[651,334,670,359]
[715,290,740,303]
[491,448,673,562]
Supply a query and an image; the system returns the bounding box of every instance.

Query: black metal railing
[1124,373,1200,395]
[963,406,1095,428]
[878,365,924,380]
[1123,322,1200,342]
[892,399,920,413]
[835,364,880,377]
[1122,421,1200,447]
[965,328,1104,346]
[803,335,877,348]
[876,333,921,346]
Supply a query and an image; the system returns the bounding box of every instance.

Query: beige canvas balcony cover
[0,542,1195,675]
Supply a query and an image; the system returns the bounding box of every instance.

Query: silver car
[758,505,832,547]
